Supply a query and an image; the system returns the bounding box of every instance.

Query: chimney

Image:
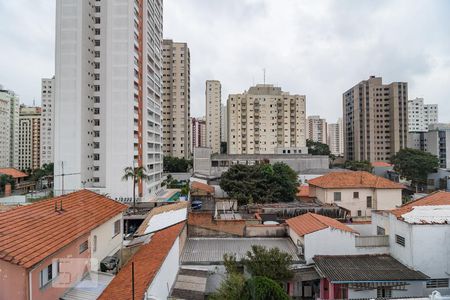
[60,199,64,211]
[54,201,58,212]
[4,183,11,197]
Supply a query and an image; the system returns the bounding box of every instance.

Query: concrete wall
[146,236,180,299]
[348,281,425,299]
[90,213,123,271]
[0,259,27,300]
[245,225,287,237]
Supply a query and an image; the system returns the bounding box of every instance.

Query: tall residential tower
[0,86,19,168]
[343,76,408,162]
[327,118,344,157]
[54,0,164,200]
[206,80,221,154]
[18,106,41,170]
[306,115,327,144]
[40,77,55,166]
[408,97,438,132]
[162,40,190,159]
[228,84,306,155]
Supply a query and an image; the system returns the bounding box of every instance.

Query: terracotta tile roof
[0,190,127,268]
[135,202,187,236]
[286,212,357,237]
[98,222,185,300]
[308,171,404,189]
[191,181,214,194]
[0,168,28,178]
[391,191,450,218]
[371,161,393,167]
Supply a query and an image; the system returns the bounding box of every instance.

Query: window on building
[113,220,121,237]
[334,192,341,201]
[426,279,449,288]
[357,210,362,216]
[353,192,359,198]
[377,226,385,236]
[39,260,59,288]
[79,240,88,253]
[367,196,372,208]
[377,288,392,298]
[395,234,405,247]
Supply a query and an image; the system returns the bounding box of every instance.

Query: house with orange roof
[308,171,404,218]
[371,191,450,295]
[98,222,187,300]
[286,213,389,264]
[0,190,127,300]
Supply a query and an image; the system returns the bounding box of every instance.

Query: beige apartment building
[18,106,41,170]
[162,40,191,159]
[343,76,408,162]
[307,115,327,144]
[327,118,344,156]
[0,86,19,168]
[227,84,307,155]
[206,80,221,154]
[40,77,54,166]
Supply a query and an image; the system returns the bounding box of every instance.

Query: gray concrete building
[343,76,408,162]
[0,86,19,168]
[206,80,221,154]
[408,97,438,132]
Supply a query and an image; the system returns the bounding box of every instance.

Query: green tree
[163,156,192,172]
[344,160,373,172]
[0,175,15,194]
[122,166,150,212]
[391,148,439,189]
[241,245,294,283]
[306,139,331,156]
[219,163,298,205]
[210,272,246,300]
[242,276,290,300]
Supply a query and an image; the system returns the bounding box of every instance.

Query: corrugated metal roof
[181,237,300,264]
[313,255,429,282]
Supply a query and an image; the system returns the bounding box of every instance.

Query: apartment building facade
[0,86,19,168]
[227,84,306,155]
[205,80,221,154]
[40,77,55,166]
[327,118,344,156]
[162,40,191,159]
[221,103,227,144]
[408,97,438,132]
[18,106,41,170]
[191,117,206,150]
[343,76,408,162]
[408,123,450,169]
[54,0,164,200]
[307,115,327,144]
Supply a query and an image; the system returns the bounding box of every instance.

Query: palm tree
[122,166,150,212]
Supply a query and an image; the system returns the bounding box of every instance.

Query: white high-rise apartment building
[221,104,227,144]
[18,106,41,170]
[327,118,344,156]
[162,40,190,159]
[41,77,55,166]
[54,0,163,200]
[306,115,327,144]
[206,80,221,154]
[228,84,306,155]
[0,86,19,168]
[408,97,438,132]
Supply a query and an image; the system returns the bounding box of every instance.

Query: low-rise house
[0,190,127,300]
[314,255,429,299]
[372,191,450,295]
[0,167,34,194]
[308,171,404,218]
[98,222,187,300]
[286,213,389,264]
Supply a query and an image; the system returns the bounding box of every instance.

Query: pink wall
[0,259,28,300]
[0,233,91,300]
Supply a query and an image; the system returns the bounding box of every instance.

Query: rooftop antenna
[33,98,35,107]
[54,161,80,195]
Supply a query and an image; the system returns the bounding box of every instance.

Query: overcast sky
[1,0,449,122]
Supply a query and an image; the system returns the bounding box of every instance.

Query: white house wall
[90,213,123,271]
[348,281,425,299]
[146,236,180,300]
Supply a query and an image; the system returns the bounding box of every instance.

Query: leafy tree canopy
[344,160,373,172]
[306,139,331,156]
[242,245,294,283]
[391,148,439,187]
[163,156,192,173]
[0,175,15,193]
[242,276,291,300]
[219,162,298,205]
